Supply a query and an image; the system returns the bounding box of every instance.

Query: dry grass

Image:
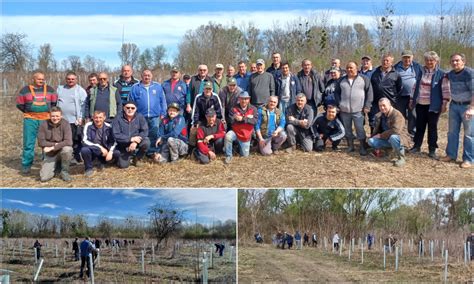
[238,244,473,282]
[1,238,236,282]
[1,102,472,188]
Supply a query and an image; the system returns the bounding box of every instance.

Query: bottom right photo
[238,189,473,282]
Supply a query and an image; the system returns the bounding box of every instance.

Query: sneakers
[460,161,472,168]
[152,153,162,163]
[224,156,232,164]
[84,169,94,178]
[409,147,421,154]
[133,158,145,167]
[60,171,72,182]
[96,163,105,171]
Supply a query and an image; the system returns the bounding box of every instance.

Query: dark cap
[204,81,213,89]
[171,66,179,72]
[167,102,180,111]
[123,100,136,107]
[401,50,413,57]
[361,55,372,60]
[183,74,191,80]
[227,77,237,85]
[205,107,216,117]
[329,67,341,73]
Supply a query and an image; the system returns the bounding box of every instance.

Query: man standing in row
[114,65,139,104]
[85,72,121,122]
[129,69,167,159]
[17,71,58,174]
[57,71,87,163]
[249,59,275,109]
[297,59,324,116]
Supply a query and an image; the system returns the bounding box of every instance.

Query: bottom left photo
[0,188,236,283]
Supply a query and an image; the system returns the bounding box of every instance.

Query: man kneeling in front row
[112,101,150,168]
[81,110,119,177]
[37,106,73,182]
[368,98,410,167]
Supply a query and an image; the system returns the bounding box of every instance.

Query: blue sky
[1,1,470,67]
[0,189,237,224]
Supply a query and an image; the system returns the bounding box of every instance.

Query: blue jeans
[446,103,473,162]
[279,100,290,116]
[146,117,160,155]
[368,135,402,151]
[225,130,250,157]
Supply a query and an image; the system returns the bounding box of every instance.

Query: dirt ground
[1,238,236,282]
[0,103,472,188]
[238,244,473,282]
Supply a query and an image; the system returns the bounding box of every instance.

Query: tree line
[0,1,471,75]
[238,189,473,242]
[1,203,236,243]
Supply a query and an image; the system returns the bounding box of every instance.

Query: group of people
[16,51,472,181]
[271,231,318,249]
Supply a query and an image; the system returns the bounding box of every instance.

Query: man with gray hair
[394,50,423,137]
[368,98,410,167]
[189,64,218,108]
[57,71,87,163]
[285,93,314,152]
[297,59,324,115]
[442,53,473,168]
[249,59,275,109]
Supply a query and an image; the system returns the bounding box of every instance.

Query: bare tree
[148,201,184,246]
[118,43,140,68]
[152,45,167,68]
[0,32,33,72]
[37,43,57,72]
[138,48,153,71]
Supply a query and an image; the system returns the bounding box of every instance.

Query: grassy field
[0,102,472,188]
[1,238,236,282]
[238,243,473,282]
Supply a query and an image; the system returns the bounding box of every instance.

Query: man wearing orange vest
[16,71,58,174]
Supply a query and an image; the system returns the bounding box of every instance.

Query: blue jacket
[82,121,116,151]
[80,240,92,257]
[129,81,167,118]
[162,79,188,112]
[275,73,301,105]
[158,114,188,143]
[412,67,447,113]
[112,112,149,146]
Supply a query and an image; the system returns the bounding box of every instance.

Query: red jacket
[197,120,226,155]
[230,104,257,142]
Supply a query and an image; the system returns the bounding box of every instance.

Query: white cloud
[0,10,432,66]
[39,203,60,209]
[64,207,73,211]
[6,199,34,206]
[111,189,151,199]
[157,189,236,221]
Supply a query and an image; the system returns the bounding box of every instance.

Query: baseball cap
[215,63,224,69]
[239,91,250,98]
[361,55,372,60]
[205,107,216,117]
[401,50,413,57]
[256,59,265,65]
[123,101,136,107]
[167,102,180,111]
[329,67,341,73]
[171,66,179,72]
[227,77,237,85]
[204,81,213,89]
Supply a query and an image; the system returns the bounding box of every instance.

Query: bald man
[16,71,58,174]
[114,65,139,104]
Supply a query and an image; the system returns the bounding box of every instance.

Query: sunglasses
[125,106,136,110]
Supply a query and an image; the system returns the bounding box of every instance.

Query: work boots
[393,147,406,167]
[359,139,368,156]
[60,159,72,182]
[346,138,355,152]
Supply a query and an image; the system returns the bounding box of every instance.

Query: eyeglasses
[99,78,108,80]
[125,107,136,110]
[199,69,207,71]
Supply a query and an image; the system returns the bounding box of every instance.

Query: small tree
[118,43,140,68]
[37,43,56,72]
[0,32,33,72]
[148,201,184,246]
